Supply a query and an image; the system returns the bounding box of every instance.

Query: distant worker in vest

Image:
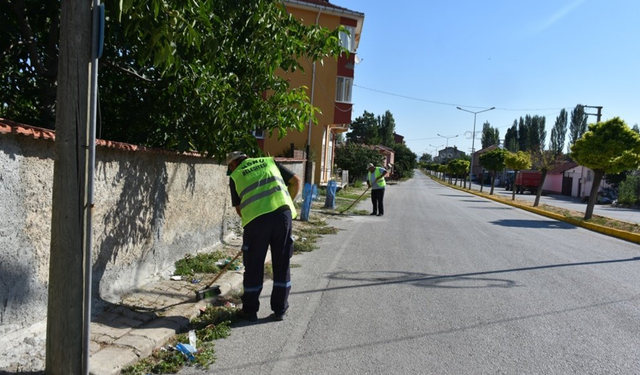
[366,163,388,216]
[226,151,301,321]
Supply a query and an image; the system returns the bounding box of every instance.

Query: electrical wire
[353,84,570,112]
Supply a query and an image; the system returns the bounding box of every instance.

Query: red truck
[515,170,541,194]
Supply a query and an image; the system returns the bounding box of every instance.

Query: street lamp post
[456,106,495,188]
[436,134,459,162]
[429,144,444,161]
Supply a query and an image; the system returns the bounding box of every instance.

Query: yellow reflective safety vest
[230,157,297,227]
[368,167,386,189]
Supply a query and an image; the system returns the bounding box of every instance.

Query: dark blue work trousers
[371,188,385,215]
[241,209,293,315]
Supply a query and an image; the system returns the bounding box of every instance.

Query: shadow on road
[295,257,640,295]
[490,219,575,229]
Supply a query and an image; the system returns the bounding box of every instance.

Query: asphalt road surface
[180,172,640,375]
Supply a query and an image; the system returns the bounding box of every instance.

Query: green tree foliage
[617,174,640,206]
[504,121,518,152]
[419,153,432,163]
[550,109,568,156]
[378,110,396,147]
[448,159,469,187]
[517,117,528,151]
[1,1,59,127]
[571,117,640,219]
[392,143,417,179]
[335,143,384,183]
[479,148,507,195]
[2,0,345,157]
[504,151,531,200]
[481,121,500,149]
[569,104,588,148]
[528,115,546,152]
[347,111,380,145]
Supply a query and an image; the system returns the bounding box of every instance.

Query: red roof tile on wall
[0,118,202,157]
[287,0,353,13]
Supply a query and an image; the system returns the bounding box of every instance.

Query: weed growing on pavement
[174,251,227,276]
[293,237,317,253]
[122,306,237,375]
[264,262,273,279]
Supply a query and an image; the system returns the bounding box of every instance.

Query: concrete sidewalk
[1,236,247,375]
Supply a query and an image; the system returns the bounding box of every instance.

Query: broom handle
[340,186,370,213]
[205,250,243,288]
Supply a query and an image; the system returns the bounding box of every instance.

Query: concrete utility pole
[584,105,603,123]
[46,0,93,374]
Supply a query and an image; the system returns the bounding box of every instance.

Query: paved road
[180,173,640,375]
[464,178,640,225]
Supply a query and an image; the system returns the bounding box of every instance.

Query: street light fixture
[436,133,459,161]
[429,144,444,160]
[456,106,495,187]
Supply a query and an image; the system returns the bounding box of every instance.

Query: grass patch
[174,251,228,276]
[293,238,317,253]
[291,263,302,268]
[122,305,238,374]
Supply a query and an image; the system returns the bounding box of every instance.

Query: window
[336,76,353,103]
[252,127,264,139]
[339,26,356,52]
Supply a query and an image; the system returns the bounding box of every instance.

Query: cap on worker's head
[367,163,374,169]
[226,151,247,165]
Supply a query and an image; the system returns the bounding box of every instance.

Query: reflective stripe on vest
[369,167,386,189]
[230,157,297,227]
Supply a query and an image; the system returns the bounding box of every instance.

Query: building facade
[259,0,365,184]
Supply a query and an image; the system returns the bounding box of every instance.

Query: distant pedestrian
[366,163,388,216]
[226,151,301,321]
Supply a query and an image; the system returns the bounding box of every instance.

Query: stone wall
[0,121,305,335]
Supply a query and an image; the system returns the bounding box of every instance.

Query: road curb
[435,177,640,245]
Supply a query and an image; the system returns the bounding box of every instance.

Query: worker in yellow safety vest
[366,163,388,216]
[227,151,300,321]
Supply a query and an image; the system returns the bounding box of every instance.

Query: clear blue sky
[335,0,640,158]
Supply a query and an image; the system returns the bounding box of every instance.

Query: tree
[392,143,417,179]
[569,104,588,149]
[504,121,518,152]
[0,1,59,128]
[479,149,507,195]
[419,152,432,163]
[528,115,546,152]
[378,110,396,147]
[530,150,563,207]
[3,1,346,158]
[571,117,640,219]
[347,111,380,145]
[517,116,529,151]
[335,143,384,183]
[504,151,531,200]
[481,121,500,149]
[550,109,568,155]
[448,159,470,187]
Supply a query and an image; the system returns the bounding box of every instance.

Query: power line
[353,84,568,112]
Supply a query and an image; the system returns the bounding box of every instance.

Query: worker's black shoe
[272,311,287,321]
[377,213,383,216]
[370,212,377,216]
[237,309,258,321]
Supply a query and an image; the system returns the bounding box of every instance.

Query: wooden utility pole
[584,105,603,123]
[46,0,92,373]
